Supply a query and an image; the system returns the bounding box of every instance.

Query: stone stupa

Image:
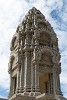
[8,7,67,100]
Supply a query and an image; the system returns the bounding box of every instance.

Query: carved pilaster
[53,64,62,96]
[24,52,31,92]
[9,72,13,97]
[49,73,53,94]
[16,67,20,93]
[56,71,62,95]
[20,53,24,92]
[35,65,40,92]
[53,65,56,95]
[31,52,34,92]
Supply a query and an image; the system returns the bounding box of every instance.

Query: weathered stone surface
[8,7,67,100]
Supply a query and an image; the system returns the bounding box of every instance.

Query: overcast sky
[0,0,67,98]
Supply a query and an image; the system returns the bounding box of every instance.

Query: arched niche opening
[38,22,47,29]
[41,51,52,64]
[10,56,15,70]
[37,15,43,20]
[39,72,53,94]
[39,32,51,47]
[10,36,17,51]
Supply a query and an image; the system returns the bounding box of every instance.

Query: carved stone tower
[8,7,67,100]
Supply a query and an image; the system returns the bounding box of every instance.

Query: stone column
[31,52,34,92]
[49,73,53,94]
[35,65,40,92]
[58,75,61,92]
[56,71,62,95]
[31,66,35,92]
[13,78,15,94]
[53,65,57,95]
[9,73,13,97]
[16,67,20,93]
[24,52,31,92]
[20,53,24,92]
[31,52,35,92]
[12,75,17,94]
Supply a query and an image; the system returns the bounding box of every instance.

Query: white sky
[0,0,67,98]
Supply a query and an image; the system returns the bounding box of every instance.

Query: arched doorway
[39,73,49,94]
[39,72,53,94]
[38,50,53,94]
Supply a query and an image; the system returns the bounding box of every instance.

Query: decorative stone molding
[8,7,67,100]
